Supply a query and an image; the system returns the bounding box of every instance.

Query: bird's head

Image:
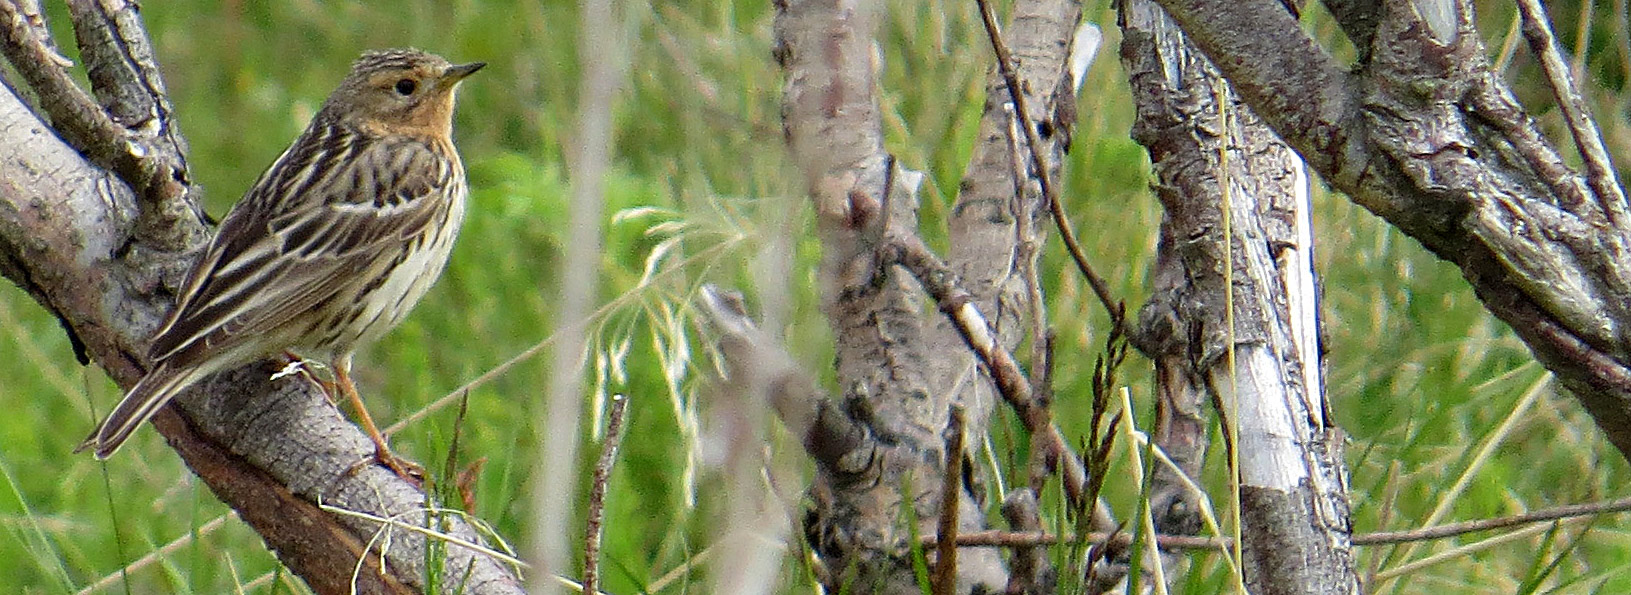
[321,48,485,140]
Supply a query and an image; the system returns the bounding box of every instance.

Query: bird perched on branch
[78,48,484,480]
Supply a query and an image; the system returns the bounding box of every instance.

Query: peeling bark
[1122,1,1356,593]
[1151,0,1631,462]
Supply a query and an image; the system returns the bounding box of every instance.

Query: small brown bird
[79,49,483,478]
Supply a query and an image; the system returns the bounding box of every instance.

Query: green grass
[4,0,1631,592]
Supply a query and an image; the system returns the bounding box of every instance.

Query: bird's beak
[443,61,486,83]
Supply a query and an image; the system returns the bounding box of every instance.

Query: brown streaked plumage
[79,49,483,478]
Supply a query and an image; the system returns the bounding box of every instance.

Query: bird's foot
[348,441,426,487]
[377,446,426,486]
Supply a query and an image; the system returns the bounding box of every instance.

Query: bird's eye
[393,78,417,96]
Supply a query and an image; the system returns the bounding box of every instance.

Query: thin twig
[1351,495,1631,545]
[886,232,1103,528]
[937,529,1228,551]
[582,394,630,595]
[1370,520,1570,583]
[931,407,966,595]
[973,0,1124,328]
[1002,99,1054,412]
[928,495,1631,550]
[1514,0,1630,227]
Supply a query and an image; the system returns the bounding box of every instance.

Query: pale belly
[320,186,466,357]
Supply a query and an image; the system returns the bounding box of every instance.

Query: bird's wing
[148,129,455,367]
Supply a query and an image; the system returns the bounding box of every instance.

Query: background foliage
[2,0,1629,592]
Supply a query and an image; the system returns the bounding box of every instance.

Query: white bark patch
[1411,0,1460,45]
[1221,345,1307,490]
[1282,161,1323,426]
[1068,23,1102,92]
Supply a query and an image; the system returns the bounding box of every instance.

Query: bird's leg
[280,351,338,404]
[334,357,425,484]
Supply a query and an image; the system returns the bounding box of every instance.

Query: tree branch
[698,286,875,473]
[581,394,628,595]
[1155,0,1631,462]
[0,0,137,184]
[931,408,966,595]
[884,231,1111,531]
[62,0,203,249]
[1513,0,1629,226]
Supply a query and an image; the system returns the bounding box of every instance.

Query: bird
[78,48,484,480]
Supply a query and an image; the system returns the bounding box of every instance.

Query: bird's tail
[76,361,208,459]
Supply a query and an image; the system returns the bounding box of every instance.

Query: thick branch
[1148,0,1361,185]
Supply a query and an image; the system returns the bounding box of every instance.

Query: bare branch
[1121,2,1354,592]
[1149,0,1359,182]
[1514,0,1629,226]
[62,0,201,249]
[932,495,1631,549]
[884,231,1108,530]
[0,1,134,178]
[582,394,629,595]
[1153,0,1631,463]
[775,0,1009,589]
[1351,495,1631,546]
[66,0,186,145]
[931,407,966,595]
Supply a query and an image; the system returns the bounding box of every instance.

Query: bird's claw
[346,443,426,488]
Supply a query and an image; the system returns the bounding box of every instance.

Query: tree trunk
[1122,2,1357,593]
